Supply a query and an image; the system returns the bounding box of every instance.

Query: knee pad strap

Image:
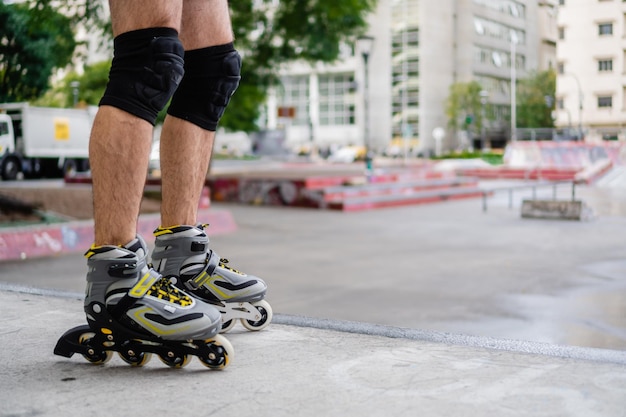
[167,43,241,131]
[100,27,184,125]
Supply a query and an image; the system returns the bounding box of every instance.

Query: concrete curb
[0,208,237,261]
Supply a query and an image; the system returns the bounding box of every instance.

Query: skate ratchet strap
[184,250,220,290]
[128,270,160,298]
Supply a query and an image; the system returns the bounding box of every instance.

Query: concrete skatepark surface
[1,167,625,416]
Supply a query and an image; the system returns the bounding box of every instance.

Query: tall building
[267,0,392,153]
[268,0,556,154]
[555,0,626,141]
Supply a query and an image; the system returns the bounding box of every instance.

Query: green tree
[445,81,488,133]
[516,69,556,128]
[0,2,77,102]
[19,0,377,131]
[35,60,110,107]
[228,0,378,131]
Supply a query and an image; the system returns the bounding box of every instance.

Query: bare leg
[90,1,182,245]
[159,0,235,227]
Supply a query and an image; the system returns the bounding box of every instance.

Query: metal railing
[481,180,577,212]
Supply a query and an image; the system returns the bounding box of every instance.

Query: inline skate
[152,224,272,333]
[54,236,234,369]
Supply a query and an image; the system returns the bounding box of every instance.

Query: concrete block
[521,199,593,221]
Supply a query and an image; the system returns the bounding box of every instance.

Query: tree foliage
[5,0,377,131]
[445,81,488,132]
[516,69,556,128]
[227,0,378,131]
[0,2,77,102]
[34,60,110,107]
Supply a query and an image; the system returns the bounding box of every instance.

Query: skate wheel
[220,319,237,333]
[78,332,113,365]
[241,300,273,331]
[118,349,152,367]
[159,351,190,369]
[198,334,233,370]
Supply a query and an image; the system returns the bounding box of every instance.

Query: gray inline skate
[152,224,272,333]
[54,236,234,369]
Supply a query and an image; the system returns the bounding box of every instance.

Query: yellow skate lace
[219,258,244,275]
[147,277,193,307]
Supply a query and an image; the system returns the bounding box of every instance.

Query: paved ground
[0,170,625,416]
[1,180,625,350]
[1,289,625,417]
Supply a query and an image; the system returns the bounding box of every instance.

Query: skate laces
[148,277,194,307]
[218,258,244,275]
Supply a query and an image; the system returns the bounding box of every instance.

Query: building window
[598,23,613,36]
[318,73,355,126]
[278,75,309,126]
[598,59,613,72]
[473,0,526,19]
[473,17,525,44]
[558,27,565,40]
[559,0,564,4]
[598,96,613,108]
[557,62,565,74]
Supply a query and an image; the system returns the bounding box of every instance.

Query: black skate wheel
[241,300,273,332]
[79,332,113,365]
[118,350,152,367]
[220,319,237,333]
[198,334,233,370]
[159,351,190,368]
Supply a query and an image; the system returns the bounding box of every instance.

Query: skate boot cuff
[84,236,148,258]
[183,249,221,290]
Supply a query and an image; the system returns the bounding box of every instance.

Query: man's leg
[159,0,235,226]
[52,1,234,364]
[152,1,272,333]
[90,1,182,245]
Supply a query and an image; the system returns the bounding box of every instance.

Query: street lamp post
[357,35,374,177]
[479,90,489,151]
[510,32,518,142]
[564,73,583,141]
[70,81,80,108]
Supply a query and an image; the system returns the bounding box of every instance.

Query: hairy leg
[91,0,183,245]
[159,0,235,227]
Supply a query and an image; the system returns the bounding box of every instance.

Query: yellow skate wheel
[78,332,113,365]
[159,351,191,368]
[198,334,233,370]
[118,349,152,367]
[241,300,273,331]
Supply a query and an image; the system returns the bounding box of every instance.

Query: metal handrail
[480,180,577,212]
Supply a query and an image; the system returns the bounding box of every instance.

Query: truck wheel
[24,159,43,179]
[62,159,78,177]
[77,159,90,173]
[1,156,20,180]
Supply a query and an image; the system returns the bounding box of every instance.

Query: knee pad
[99,27,184,125]
[167,43,241,131]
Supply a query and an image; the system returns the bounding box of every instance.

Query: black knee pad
[167,43,241,131]
[100,27,184,125]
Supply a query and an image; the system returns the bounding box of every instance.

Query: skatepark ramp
[208,168,486,212]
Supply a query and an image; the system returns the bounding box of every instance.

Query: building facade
[267,0,557,154]
[266,0,392,153]
[556,0,626,141]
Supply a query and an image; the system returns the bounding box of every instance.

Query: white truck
[0,103,94,180]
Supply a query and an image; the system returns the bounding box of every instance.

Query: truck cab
[0,113,19,180]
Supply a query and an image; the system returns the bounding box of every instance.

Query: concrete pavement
[1,288,625,417]
[1,172,626,416]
